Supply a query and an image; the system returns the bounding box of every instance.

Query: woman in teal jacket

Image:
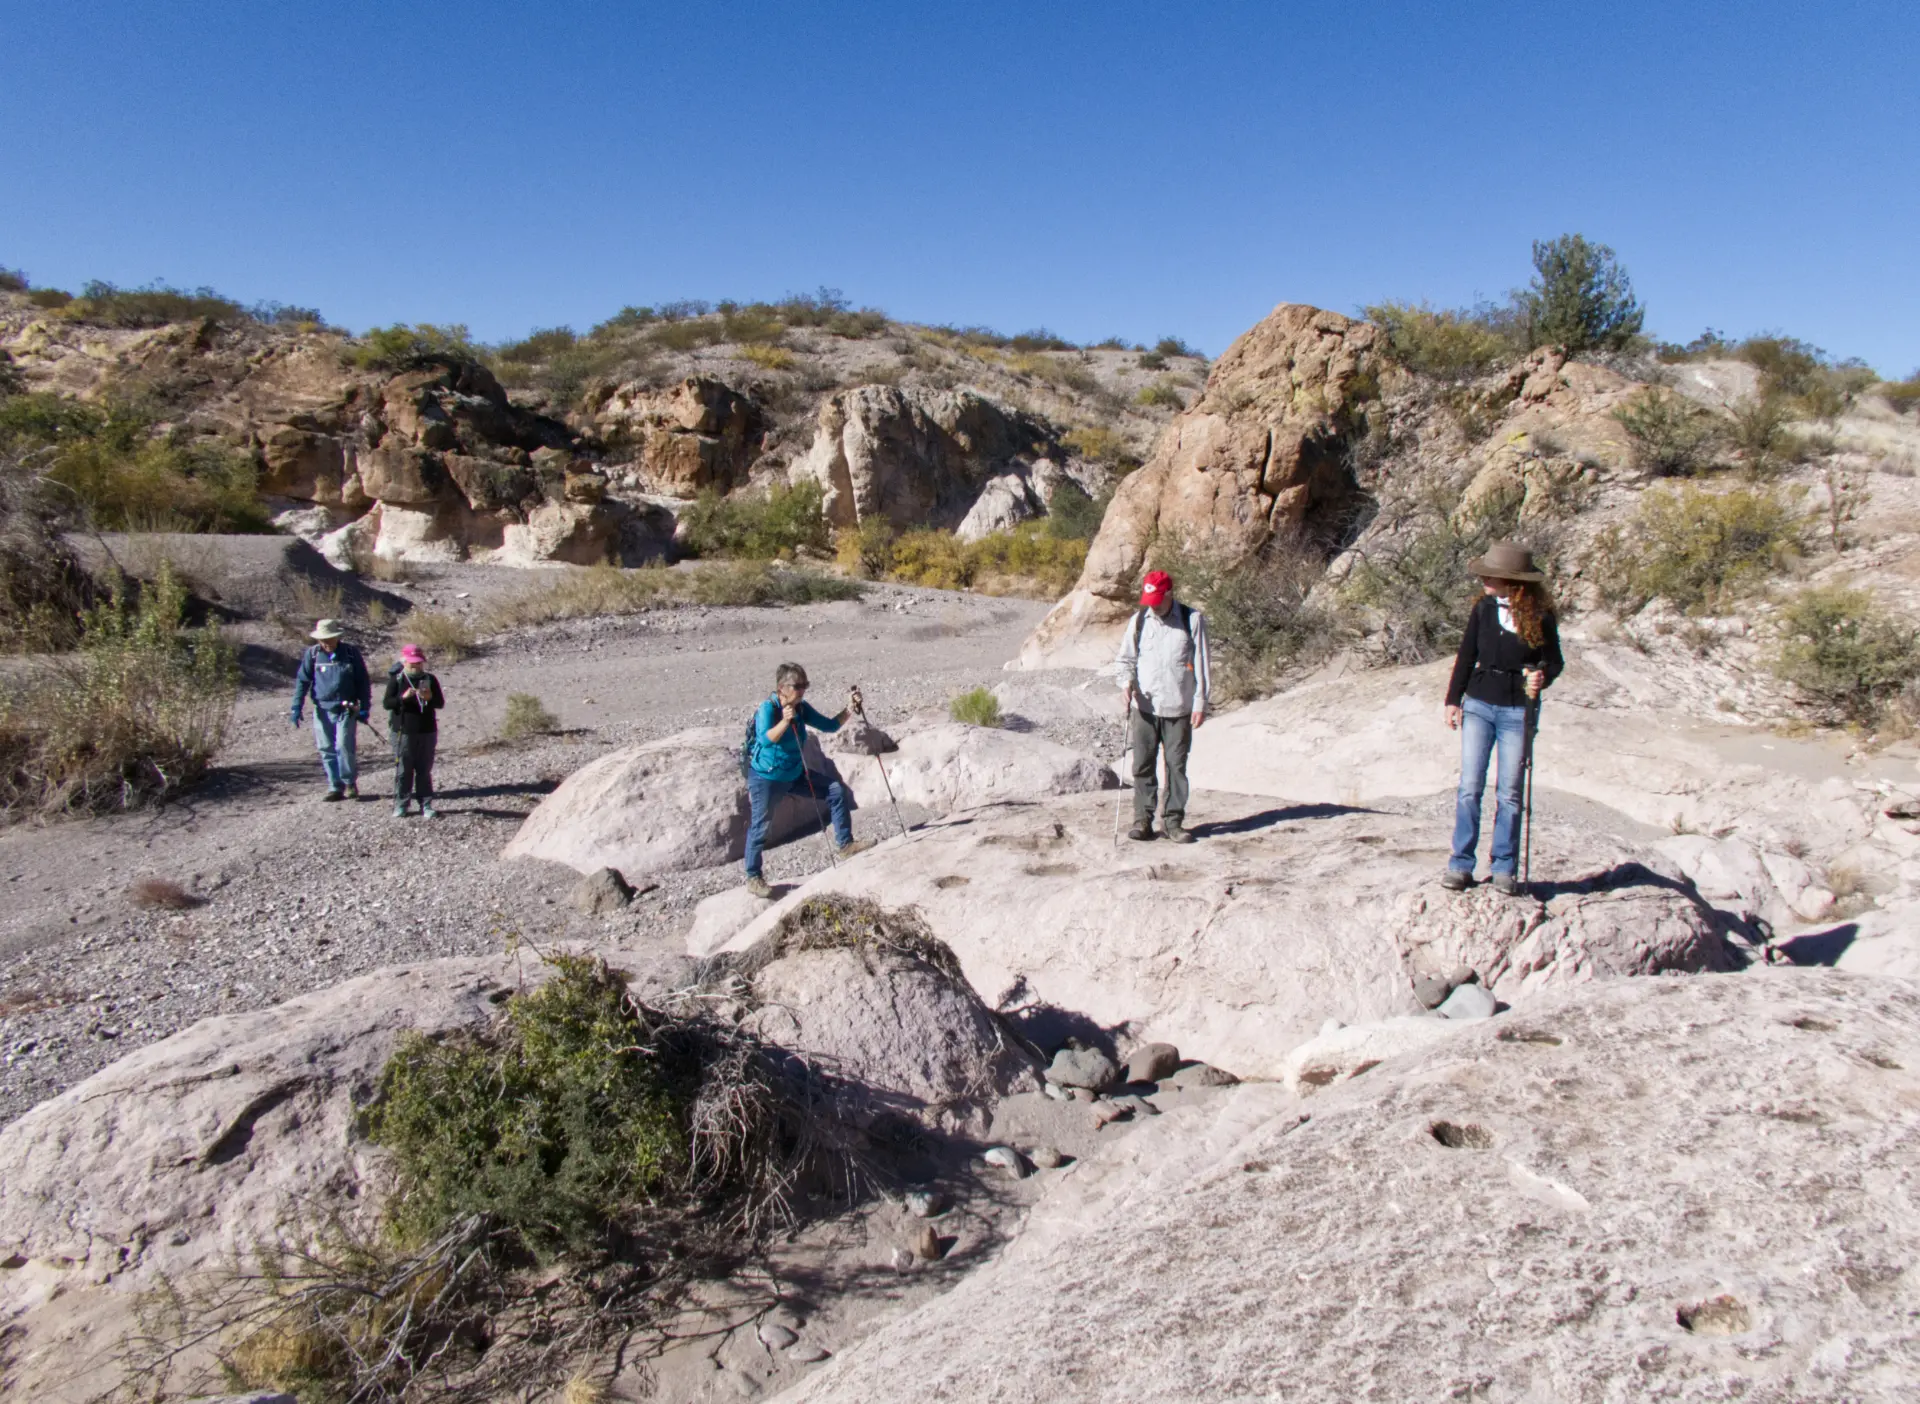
[743,662,873,897]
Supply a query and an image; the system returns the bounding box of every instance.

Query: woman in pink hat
[383,644,445,818]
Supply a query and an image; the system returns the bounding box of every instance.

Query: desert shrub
[1770,586,1920,727]
[1613,388,1723,476]
[0,268,26,293]
[1344,491,1528,664]
[1091,336,1129,350]
[949,686,1002,727]
[500,693,560,741]
[739,343,795,370]
[1062,424,1138,471]
[406,610,475,662]
[128,876,198,909]
[496,326,578,364]
[885,529,970,590]
[27,288,72,310]
[835,517,897,578]
[1008,353,1101,396]
[349,323,485,370]
[1880,375,1920,416]
[1363,301,1517,377]
[1154,337,1200,359]
[1136,350,1167,371]
[1135,381,1185,408]
[1152,532,1349,700]
[1007,329,1074,352]
[646,319,726,351]
[60,280,249,328]
[1517,234,1644,354]
[877,524,1085,597]
[678,481,829,560]
[1596,483,1805,614]
[0,560,236,816]
[1045,482,1108,541]
[1727,394,1802,475]
[486,563,859,629]
[0,448,97,651]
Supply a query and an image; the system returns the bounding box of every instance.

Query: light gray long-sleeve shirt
[1115,601,1211,719]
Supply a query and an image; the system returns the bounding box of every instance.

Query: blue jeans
[1450,697,1529,876]
[745,769,850,878]
[312,707,360,790]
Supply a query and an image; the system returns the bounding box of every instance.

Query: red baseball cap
[1140,570,1172,606]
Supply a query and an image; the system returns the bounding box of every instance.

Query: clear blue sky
[4,2,1915,374]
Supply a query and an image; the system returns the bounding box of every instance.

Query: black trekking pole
[1520,692,1539,887]
[851,683,908,839]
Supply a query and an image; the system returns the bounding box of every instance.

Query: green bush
[1771,585,1920,726]
[1343,491,1527,664]
[1135,381,1185,408]
[1008,353,1101,396]
[1517,234,1644,354]
[835,517,897,578]
[1045,482,1108,541]
[1727,394,1802,474]
[876,523,1086,596]
[1597,483,1805,614]
[60,280,249,328]
[0,268,25,293]
[1154,337,1201,359]
[0,560,237,815]
[368,954,689,1256]
[1136,350,1167,371]
[500,693,560,740]
[949,686,1002,727]
[1881,375,1920,416]
[1062,424,1139,471]
[678,480,829,559]
[496,326,578,363]
[1364,301,1517,378]
[0,449,97,651]
[1151,532,1349,701]
[27,288,72,310]
[349,322,485,370]
[1613,387,1723,476]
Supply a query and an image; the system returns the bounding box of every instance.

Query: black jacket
[1444,595,1564,708]
[383,670,444,734]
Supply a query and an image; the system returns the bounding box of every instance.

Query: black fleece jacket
[1444,595,1565,708]
[382,670,445,734]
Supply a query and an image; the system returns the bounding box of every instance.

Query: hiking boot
[420,801,440,820]
[1490,873,1523,897]
[343,783,360,799]
[745,875,774,900]
[1439,869,1471,891]
[393,800,411,818]
[834,838,876,859]
[1128,821,1155,841]
[322,788,344,802]
[1162,820,1195,844]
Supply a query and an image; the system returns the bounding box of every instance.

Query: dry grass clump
[1592,483,1806,616]
[128,876,199,910]
[1770,585,1920,729]
[500,692,560,741]
[841,522,1086,597]
[0,562,236,817]
[728,894,968,986]
[1152,531,1349,699]
[486,563,861,631]
[949,686,1002,727]
[404,610,475,662]
[0,447,97,651]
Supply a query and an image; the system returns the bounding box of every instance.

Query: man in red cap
[1115,569,1211,842]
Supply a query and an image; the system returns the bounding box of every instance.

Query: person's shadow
[1188,803,1378,839]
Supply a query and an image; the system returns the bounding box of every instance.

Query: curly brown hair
[1506,580,1555,649]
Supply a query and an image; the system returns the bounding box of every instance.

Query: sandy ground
[0,574,1072,1127]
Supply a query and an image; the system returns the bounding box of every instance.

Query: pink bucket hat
[399,645,426,664]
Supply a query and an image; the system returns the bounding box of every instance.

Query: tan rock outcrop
[1016,304,1381,669]
[832,723,1117,816]
[692,790,1728,1076]
[799,385,1055,530]
[769,969,1920,1404]
[588,375,764,496]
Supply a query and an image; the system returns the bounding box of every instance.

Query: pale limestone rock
[1279,1014,1459,1094]
[989,679,1114,726]
[767,970,1920,1404]
[955,472,1041,543]
[832,723,1116,816]
[493,499,615,567]
[692,791,1725,1078]
[503,727,845,877]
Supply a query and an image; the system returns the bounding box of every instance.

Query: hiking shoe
[1128,821,1155,842]
[343,783,360,799]
[420,802,440,820]
[745,875,774,900]
[322,788,344,802]
[1163,821,1195,844]
[1439,869,1471,891]
[834,838,876,859]
[393,801,411,818]
[1490,873,1523,897]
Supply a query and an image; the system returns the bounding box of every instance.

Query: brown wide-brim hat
[1466,540,1544,583]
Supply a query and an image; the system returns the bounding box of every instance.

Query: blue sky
[3,2,1915,373]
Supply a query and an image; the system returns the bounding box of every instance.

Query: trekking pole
[798,762,841,868]
[852,682,908,839]
[1521,692,1539,886]
[1112,693,1132,848]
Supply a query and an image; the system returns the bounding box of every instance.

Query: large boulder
[692,790,1729,1077]
[798,385,1056,531]
[769,969,1920,1404]
[1016,304,1381,669]
[832,723,1117,815]
[503,727,853,877]
[586,375,764,496]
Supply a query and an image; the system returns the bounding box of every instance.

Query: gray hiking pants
[1131,709,1191,826]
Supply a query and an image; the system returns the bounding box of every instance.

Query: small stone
[1046,1045,1120,1092]
[904,1189,944,1218]
[787,1344,831,1364]
[1029,1146,1064,1169]
[1110,1094,1160,1117]
[1167,1062,1240,1089]
[1412,975,1452,1010]
[1124,1041,1181,1084]
[1041,1081,1070,1101]
[983,1145,1028,1177]
[1437,983,1498,1021]
[570,866,634,915]
[757,1321,798,1349]
[1447,965,1480,987]
[889,1246,914,1270]
[912,1224,943,1260]
[1091,1101,1131,1128]
[1069,1086,1096,1102]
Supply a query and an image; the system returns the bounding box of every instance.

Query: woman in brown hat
[1441,541,1563,894]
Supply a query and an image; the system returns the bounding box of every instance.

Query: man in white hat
[290,619,371,801]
